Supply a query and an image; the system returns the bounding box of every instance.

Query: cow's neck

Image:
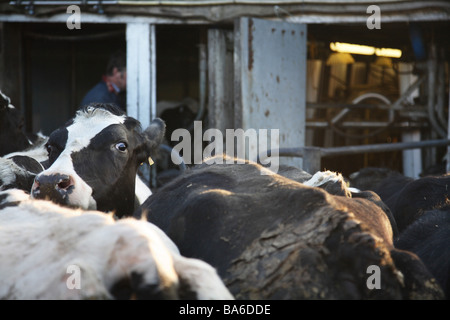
[96,172,137,218]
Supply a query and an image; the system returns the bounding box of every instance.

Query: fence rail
[259,139,450,174]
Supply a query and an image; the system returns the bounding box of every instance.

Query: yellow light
[330,42,402,58]
[375,48,402,58]
[330,42,375,56]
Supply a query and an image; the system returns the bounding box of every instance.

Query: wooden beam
[126,22,156,128]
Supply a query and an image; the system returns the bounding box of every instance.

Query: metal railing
[259,139,450,174]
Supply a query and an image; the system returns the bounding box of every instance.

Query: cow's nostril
[57,176,73,190]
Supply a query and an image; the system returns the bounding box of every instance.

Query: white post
[126,23,156,128]
[399,62,421,178]
[126,23,157,187]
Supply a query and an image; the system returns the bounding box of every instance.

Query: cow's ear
[143,118,166,156]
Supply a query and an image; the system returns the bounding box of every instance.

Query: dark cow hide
[349,167,450,233]
[135,157,444,300]
[0,90,32,156]
[395,207,450,299]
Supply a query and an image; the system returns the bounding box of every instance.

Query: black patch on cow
[383,175,450,232]
[110,272,178,300]
[109,277,134,300]
[0,93,31,156]
[0,193,22,210]
[349,167,408,192]
[389,248,445,299]
[395,209,450,298]
[123,117,141,132]
[10,156,44,175]
[352,190,399,239]
[46,127,68,166]
[349,168,450,233]
[9,156,44,192]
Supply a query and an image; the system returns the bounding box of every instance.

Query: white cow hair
[302,170,361,193]
[0,157,18,187]
[0,190,233,300]
[302,170,345,188]
[0,187,31,203]
[67,107,127,154]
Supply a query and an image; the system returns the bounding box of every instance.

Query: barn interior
[0,1,449,187]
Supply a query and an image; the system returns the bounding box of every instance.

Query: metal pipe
[320,139,450,157]
[259,139,450,172]
[307,103,402,111]
[196,43,207,122]
[392,75,426,109]
[23,30,124,41]
[306,121,427,129]
[436,55,447,129]
[427,45,447,138]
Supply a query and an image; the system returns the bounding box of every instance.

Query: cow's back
[137,160,443,299]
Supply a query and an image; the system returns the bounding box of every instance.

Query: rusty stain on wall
[248,18,254,71]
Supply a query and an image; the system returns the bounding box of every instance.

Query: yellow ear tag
[148,156,154,166]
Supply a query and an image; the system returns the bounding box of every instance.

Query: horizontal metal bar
[260,139,450,161]
[306,121,428,128]
[320,139,450,157]
[306,103,404,111]
[10,1,118,5]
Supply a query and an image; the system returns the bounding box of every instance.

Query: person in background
[81,50,127,112]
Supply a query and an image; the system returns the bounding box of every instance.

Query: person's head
[106,50,127,91]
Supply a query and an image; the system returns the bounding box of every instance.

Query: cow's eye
[115,142,127,152]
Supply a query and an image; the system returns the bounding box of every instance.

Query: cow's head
[31,103,165,218]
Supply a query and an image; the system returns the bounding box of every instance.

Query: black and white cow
[349,167,450,233]
[30,103,165,218]
[135,157,444,299]
[395,207,450,299]
[0,189,233,300]
[0,131,49,192]
[0,155,44,192]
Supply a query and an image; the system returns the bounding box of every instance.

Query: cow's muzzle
[31,173,74,205]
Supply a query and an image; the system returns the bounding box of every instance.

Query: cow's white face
[31,104,165,217]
